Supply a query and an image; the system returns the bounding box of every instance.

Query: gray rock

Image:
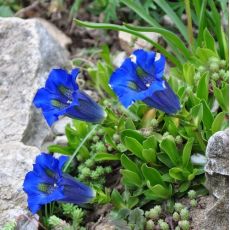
[54,135,68,145]
[0,142,39,227]
[205,129,229,198]
[52,117,72,135]
[194,129,230,230]
[0,17,69,148]
[0,17,70,227]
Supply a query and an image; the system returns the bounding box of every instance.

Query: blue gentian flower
[33,68,105,126]
[109,49,180,114]
[23,153,95,214]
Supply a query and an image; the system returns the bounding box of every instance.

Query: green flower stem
[74,19,180,67]
[63,124,99,172]
[184,0,194,48]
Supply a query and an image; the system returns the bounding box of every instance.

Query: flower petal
[144,81,180,114]
[65,91,106,123]
[45,68,79,94]
[58,174,95,204]
[133,49,165,80]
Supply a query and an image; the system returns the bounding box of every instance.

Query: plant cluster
[4,0,227,229]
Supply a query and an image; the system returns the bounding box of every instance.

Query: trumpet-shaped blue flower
[33,68,105,126]
[23,153,95,214]
[109,49,180,114]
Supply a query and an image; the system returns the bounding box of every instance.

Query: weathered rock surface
[191,129,229,230]
[0,17,70,227]
[0,17,69,148]
[205,129,229,198]
[0,142,39,226]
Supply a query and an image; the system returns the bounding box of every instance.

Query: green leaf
[141,164,164,186]
[124,24,190,59]
[120,0,159,27]
[157,153,174,168]
[146,183,172,199]
[94,153,120,161]
[201,100,214,130]
[183,63,195,85]
[74,19,180,66]
[190,103,203,127]
[203,28,217,53]
[125,118,136,130]
[121,154,141,176]
[182,138,194,168]
[111,189,125,209]
[143,135,157,150]
[48,145,73,155]
[154,0,188,42]
[169,167,186,180]
[195,48,218,64]
[211,112,226,134]
[121,129,145,144]
[213,83,229,112]
[124,137,144,160]
[196,73,209,101]
[142,149,156,163]
[0,6,14,17]
[121,170,142,187]
[178,181,191,192]
[160,138,180,166]
[196,0,208,46]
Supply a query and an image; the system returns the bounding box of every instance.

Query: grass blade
[74,19,181,66]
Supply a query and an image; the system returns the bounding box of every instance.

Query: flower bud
[209,63,219,72]
[198,66,205,73]
[173,212,180,222]
[175,135,183,145]
[149,208,159,220]
[112,133,120,143]
[146,219,155,230]
[154,205,162,215]
[178,220,190,230]
[93,135,100,143]
[159,221,169,230]
[174,203,184,212]
[190,199,197,207]
[151,118,158,128]
[85,159,94,168]
[180,208,189,220]
[175,226,181,230]
[81,168,91,177]
[219,60,226,68]
[212,73,219,80]
[188,190,196,199]
[95,142,106,152]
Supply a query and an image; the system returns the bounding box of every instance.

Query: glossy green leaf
[94,153,120,161]
[190,103,203,127]
[169,167,186,180]
[121,154,141,176]
[125,118,136,130]
[211,112,226,134]
[201,100,214,130]
[154,0,188,42]
[213,83,228,112]
[143,135,157,150]
[146,182,172,199]
[111,189,125,209]
[203,28,217,53]
[121,169,142,187]
[48,145,73,155]
[141,164,164,186]
[196,73,209,101]
[121,129,145,144]
[182,138,194,168]
[124,136,144,159]
[160,138,180,166]
[142,148,156,163]
[183,63,195,85]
